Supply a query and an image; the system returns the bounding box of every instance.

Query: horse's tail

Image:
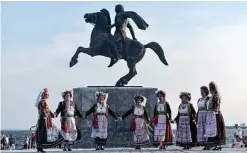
[144,42,168,65]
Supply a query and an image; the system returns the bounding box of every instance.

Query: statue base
[73,86,158,148]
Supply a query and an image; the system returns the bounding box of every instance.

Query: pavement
[1,147,247,153]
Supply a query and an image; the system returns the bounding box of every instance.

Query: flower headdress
[134,95,147,107]
[95,91,108,106]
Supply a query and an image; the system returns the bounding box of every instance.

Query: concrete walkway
[1,147,247,153]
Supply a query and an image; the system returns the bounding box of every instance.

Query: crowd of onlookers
[1,132,36,150]
[232,124,247,148]
[1,134,16,150]
[24,132,36,149]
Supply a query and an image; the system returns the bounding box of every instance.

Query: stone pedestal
[73,86,158,148]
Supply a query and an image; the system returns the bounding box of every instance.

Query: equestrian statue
[69,4,168,87]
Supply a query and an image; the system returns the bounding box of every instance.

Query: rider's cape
[119,11,149,30]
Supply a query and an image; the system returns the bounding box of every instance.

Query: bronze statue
[108,4,147,67]
[69,6,168,87]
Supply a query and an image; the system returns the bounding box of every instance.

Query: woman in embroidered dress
[120,95,150,150]
[84,91,118,150]
[174,92,197,150]
[35,88,64,152]
[148,90,173,149]
[204,82,226,150]
[196,86,210,150]
[54,90,82,151]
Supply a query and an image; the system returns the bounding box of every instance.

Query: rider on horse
[108,4,149,67]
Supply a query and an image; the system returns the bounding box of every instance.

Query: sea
[1,128,237,150]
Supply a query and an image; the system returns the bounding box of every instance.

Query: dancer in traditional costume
[120,95,150,150]
[85,91,118,150]
[174,92,197,150]
[54,90,82,151]
[148,90,173,149]
[35,88,64,152]
[204,82,226,150]
[196,86,211,150]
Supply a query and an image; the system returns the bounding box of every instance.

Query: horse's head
[84,9,111,27]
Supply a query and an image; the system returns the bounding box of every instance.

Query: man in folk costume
[120,95,150,150]
[54,90,82,151]
[204,82,226,150]
[148,90,173,149]
[84,91,118,150]
[196,86,211,150]
[107,4,149,67]
[35,88,64,153]
[174,92,197,150]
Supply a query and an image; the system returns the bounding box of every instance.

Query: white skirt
[197,110,208,143]
[91,115,108,139]
[205,111,217,137]
[133,117,150,146]
[154,114,167,142]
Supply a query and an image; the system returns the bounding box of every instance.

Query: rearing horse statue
[69,9,168,87]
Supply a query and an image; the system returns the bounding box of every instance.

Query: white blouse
[178,104,189,114]
[96,103,107,113]
[134,107,144,115]
[198,98,206,108]
[66,102,75,116]
[157,103,165,112]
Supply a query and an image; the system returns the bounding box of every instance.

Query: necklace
[181,104,187,109]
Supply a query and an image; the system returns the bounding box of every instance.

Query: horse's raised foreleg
[115,61,137,87]
[69,46,95,67]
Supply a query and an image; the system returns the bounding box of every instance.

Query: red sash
[92,115,99,129]
[130,117,136,132]
[61,119,68,133]
[46,114,53,130]
[148,115,158,125]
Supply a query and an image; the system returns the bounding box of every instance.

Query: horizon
[1,1,247,130]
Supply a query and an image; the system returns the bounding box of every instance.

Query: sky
[1,1,247,130]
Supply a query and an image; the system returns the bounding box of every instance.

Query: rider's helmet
[115,4,124,13]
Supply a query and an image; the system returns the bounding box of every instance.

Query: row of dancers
[34,81,225,152]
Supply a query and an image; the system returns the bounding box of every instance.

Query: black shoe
[206,147,211,150]
[37,148,45,153]
[68,148,72,151]
[100,146,105,150]
[135,146,141,150]
[96,145,100,150]
[212,146,222,151]
[63,148,67,151]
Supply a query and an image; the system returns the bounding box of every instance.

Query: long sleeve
[174,111,179,123]
[85,104,96,117]
[143,108,150,122]
[122,106,134,120]
[190,103,196,119]
[174,105,180,123]
[107,106,118,120]
[55,102,62,116]
[166,102,172,120]
[75,104,82,118]
[49,111,55,118]
[213,94,221,112]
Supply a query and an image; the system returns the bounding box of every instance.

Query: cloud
[2,10,247,129]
